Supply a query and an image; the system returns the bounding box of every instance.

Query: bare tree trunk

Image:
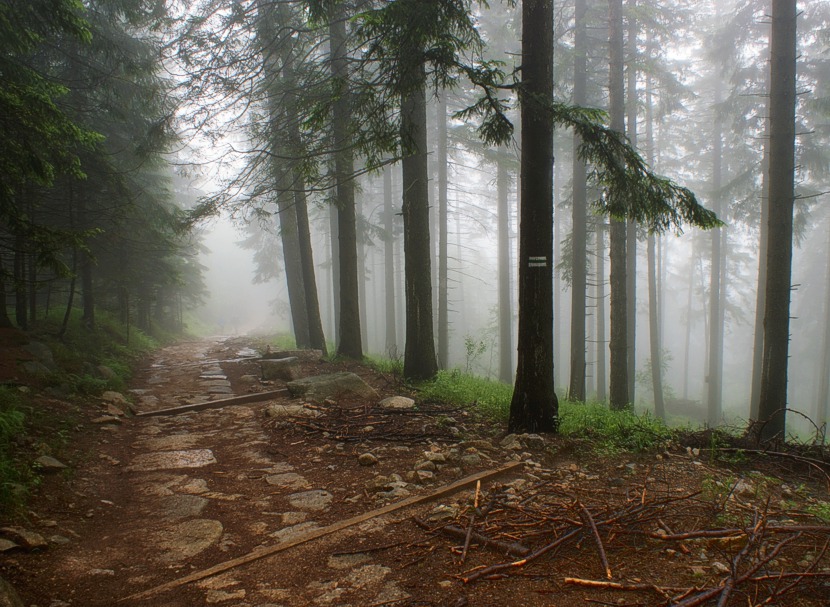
[681,239,695,400]
[625,1,638,405]
[401,66,438,380]
[608,0,629,410]
[568,0,588,402]
[329,203,340,343]
[383,163,397,356]
[294,182,327,355]
[758,0,797,441]
[497,150,513,383]
[276,186,310,347]
[356,194,369,351]
[817,221,830,429]
[647,234,665,419]
[510,0,558,433]
[330,8,362,359]
[644,65,664,419]
[750,59,773,422]
[437,95,449,369]
[707,89,724,427]
[595,219,607,402]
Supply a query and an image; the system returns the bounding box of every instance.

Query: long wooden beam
[134,389,288,418]
[122,460,523,602]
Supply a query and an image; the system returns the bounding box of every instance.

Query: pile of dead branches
[416,476,830,606]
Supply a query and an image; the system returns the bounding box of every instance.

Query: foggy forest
[2,0,829,441]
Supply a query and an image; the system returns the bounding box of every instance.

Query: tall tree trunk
[644,66,664,419]
[282,32,327,355]
[509,0,558,433]
[568,0,588,402]
[707,92,724,427]
[383,163,397,356]
[401,65,438,380]
[595,218,607,402]
[497,150,513,383]
[817,222,830,428]
[750,60,773,421]
[294,182,327,355]
[329,202,340,343]
[758,0,797,441]
[647,234,665,419]
[681,239,695,400]
[356,194,369,350]
[330,9,363,359]
[625,1,638,405]
[437,94,449,369]
[608,0,628,410]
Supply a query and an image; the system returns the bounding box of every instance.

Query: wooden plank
[134,389,289,418]
[122,460,523,602]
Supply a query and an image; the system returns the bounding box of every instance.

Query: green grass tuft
[559,400,672,452]
[365,355,404,376]
[418,369,512,420]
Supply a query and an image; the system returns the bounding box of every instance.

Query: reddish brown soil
[2,336,829,607]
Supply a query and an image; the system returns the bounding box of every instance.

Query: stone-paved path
[33,338,415,607]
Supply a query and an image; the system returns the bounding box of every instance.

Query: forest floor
[2,336,830,607]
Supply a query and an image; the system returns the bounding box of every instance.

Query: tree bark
[497,150,513,384]
[818,222,830,428]
[608,0,628,410]
[330,9,363,359]
[647,234,665,419]
[383,163,397,357]
[437,94,449,369]
[625,1,638,405]
[401,66,438,381]
[294,181,327,355]
[595,218,607,402]
[568,0,588,403]
[758,0,797,441]
[509,0,558,433]
[749,56,773,422]
[707,90,724,427]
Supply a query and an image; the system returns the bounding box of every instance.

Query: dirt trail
[7,338,524,606]
[6,337,830,607]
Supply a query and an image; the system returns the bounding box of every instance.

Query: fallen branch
[414,520,531,557]
[577,500,612,579]
[135,389,288,417]
[563,577,687,595]
[122,461,523,602]
[460,528,582,583]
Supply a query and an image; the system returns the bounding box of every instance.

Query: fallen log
[134,389,288,417]
[122,460,523,602]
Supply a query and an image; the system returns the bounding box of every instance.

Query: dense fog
[4,0,827,438]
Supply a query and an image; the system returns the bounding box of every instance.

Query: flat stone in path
[156,519,224,562]
[159,495,209,520]
[265,473,311,491]
[127,449,217,472]
[287,490,333,512]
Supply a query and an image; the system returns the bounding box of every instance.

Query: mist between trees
[2,0,827,439]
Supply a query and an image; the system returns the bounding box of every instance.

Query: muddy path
[5,338,529,606]
[5,337,830,607]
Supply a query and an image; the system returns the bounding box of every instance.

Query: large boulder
[286,372,378,402]
[260,357,299,381]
